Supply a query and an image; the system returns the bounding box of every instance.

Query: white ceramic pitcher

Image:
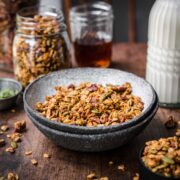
[146,0,180,107]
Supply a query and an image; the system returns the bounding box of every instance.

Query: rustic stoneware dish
[24,68,158,135]
[0,78,22,110]
[139,146,179,180]
[26,100,158,152]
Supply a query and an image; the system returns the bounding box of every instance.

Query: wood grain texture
[0,43,179,180]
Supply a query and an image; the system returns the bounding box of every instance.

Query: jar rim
[70,1,113,23]
[16,5,66,35]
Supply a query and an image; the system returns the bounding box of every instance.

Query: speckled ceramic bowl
[26,99,158,152]
[24,68,158,135]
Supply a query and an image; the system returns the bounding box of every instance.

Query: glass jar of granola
[13,6,71,87]
[0,0,11,69]
[0,0,37,71]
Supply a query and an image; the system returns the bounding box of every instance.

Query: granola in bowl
[141,136,180,178]
[36,82,144,127]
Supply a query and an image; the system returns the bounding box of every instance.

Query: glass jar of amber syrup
[70,1,113,68]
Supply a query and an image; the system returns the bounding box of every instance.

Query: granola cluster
[142,136,180,178]
[13,14,70,87]
[36,82,144,127]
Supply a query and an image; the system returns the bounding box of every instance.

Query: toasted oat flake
[7,172,19,180]
[108,161,114,165]
[1,125,9,132]
[10,133,22,142]
[87,173,97,179]
[0,130,3,135]
[5,147,15,153]
[100,177,109,180]
[117,164,125,172]
[133,173,139,180]
[176,129,180,137]
[25,151,32,156]
[11,109,16,113]
[31,159,38,165]
[43,153,51,158]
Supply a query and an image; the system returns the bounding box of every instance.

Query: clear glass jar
[0,0,37,70]
[13,6,71,87]
[70,1,113,68]
[0,0,11,68]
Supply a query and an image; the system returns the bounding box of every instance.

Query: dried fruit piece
[87,173,97,180]
[0,139,5,147]
[117,164,125,172]
[43,153,51,158]
[31,159,38,166]
[1,125,9,132]
[164,116,177,129]
[5,147,15,153]
[7,172,19,180]
[25,151,32,156]
[14,120,26,132]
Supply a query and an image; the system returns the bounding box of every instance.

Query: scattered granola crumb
[6,134,11,138]
[0,139,5,147]
[5,147,15,153]
[31,159,38,166]
[142,136,179,177]
[100,177,109,180]
[175,129,180,137]
[0,130,3,135]
[0,176,4,180]
[165,116,177,129]
[87,173,97,180]
[117,164,125,172]
[11,142,18,149]
[25,151,32,156]
[43,153,51,158]
[14,120,26,133]
[133,173,139,180]
[11,109,16,113]
[10,133,21,142]
[108,161,114,166]
[1,125,9,132]
[7,172,19,180]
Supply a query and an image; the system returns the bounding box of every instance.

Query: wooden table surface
[0,43,179,180]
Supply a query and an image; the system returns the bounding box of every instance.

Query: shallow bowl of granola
[139,136,180,180]
[25,100,158,151]
[24,68,158,135]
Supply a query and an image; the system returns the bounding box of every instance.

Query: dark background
[69,0,155,42]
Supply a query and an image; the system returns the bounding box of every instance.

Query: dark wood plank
[128,0,136,42]
[0,43,179,180]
